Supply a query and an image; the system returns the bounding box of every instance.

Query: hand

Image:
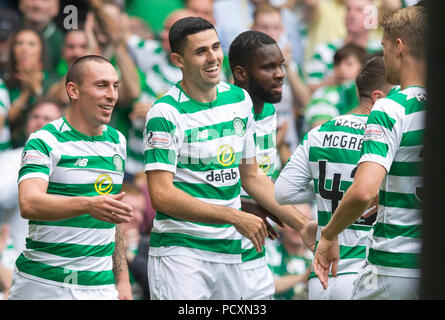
[233,210,268,253]
[300,220,318,252]
[84,12,100,54]
[116,279,133,300]
[87,192,133,224]
[241,198,282,240]
[16,67,43,96]
[312,234,339,289]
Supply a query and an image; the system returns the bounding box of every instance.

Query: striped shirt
[125,35,182,175]
[278,113,374,278]
[0,78,11,151]
[240,102,278,269]
[305,80,360,128]
[144,81,256,264]
[305,39,382,85]
[359,86,425,278]
[16,117,126,288]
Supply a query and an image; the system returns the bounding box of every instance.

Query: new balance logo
[73,158,88,167]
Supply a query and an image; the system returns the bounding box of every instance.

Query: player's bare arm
[19,178,133,224]
[239,158,310,234]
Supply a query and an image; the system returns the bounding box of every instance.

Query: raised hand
[16,66,43,96]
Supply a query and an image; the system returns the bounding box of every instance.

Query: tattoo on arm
[113,225,129,281]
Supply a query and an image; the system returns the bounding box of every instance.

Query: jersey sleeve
[143,102,183,173]
[359,97,404,172]
[18,132,54,184]
[274,132,316,204]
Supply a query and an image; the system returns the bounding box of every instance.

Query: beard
[248,79,282,104]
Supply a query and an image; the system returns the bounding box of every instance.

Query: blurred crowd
[0,0,415,300]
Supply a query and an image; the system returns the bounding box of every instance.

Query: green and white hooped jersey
[282,113,374,278]
[359,86,425,278]
[304,39,382,85]
[144,81,256,264]
[305,81,360,128]
[127,35,182,101]
[16,117,126,288]
[0,78,11,151]
[240,102,278,268]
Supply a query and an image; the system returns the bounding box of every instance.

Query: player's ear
[395,38,405,57]
[233,65,248,83]
[170,52,184,69]
[66,81,80,101]
[371,89,384,103]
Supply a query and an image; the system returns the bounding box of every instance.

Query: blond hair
[381,5,427,59]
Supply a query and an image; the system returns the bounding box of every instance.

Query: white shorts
[351,262,420,300]
[8,270,118,300]
[242,265,275,300]
[308,273,357,300]
[148,255,245,300]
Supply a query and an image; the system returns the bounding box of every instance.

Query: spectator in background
[301,0,348,64]
[86,0,140,108]
[120,182,151,300]
[19,0,64,73]
[304,43,367,130]
[214,0,305,64]
[305,0,381,93]
[266,203,314,300]
[124,8,193,176]
[0,8,21,78]
[47,29,92,107]
[186,0,216,24]
[4,28,58,148]
[0,98,64,254]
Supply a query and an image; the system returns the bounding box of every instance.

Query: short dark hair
[228,30,277,73]
[355,56,387,100]
[333,43,367,66]
[65,55,111,86]
[169,16,215,55]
